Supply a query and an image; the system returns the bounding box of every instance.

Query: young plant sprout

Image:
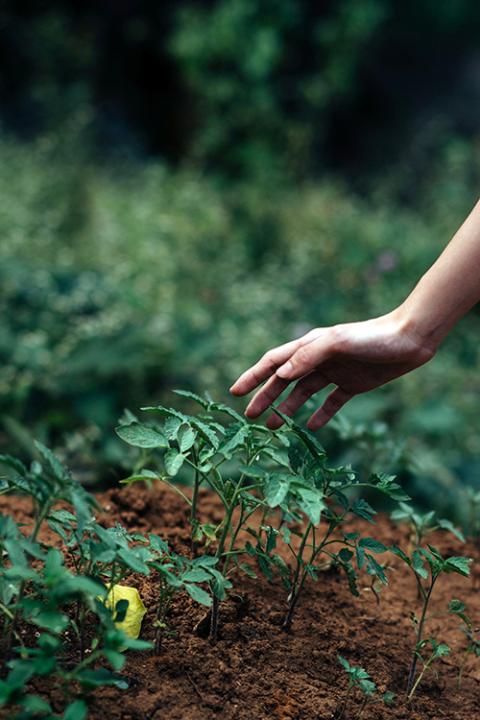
[448,598,480,687]
[117,396,406,637]
[0,436,226,716]
[260,410,407,631]
[336,655,395,719]
[391,544,472,697]
[391,502,465,548]
[117,391,291,640]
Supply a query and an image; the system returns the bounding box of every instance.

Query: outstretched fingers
[230,338,301,397]
[306,387,352,430]
[245,374,290,418]
[276,331,336,382]
[265,371,330,429]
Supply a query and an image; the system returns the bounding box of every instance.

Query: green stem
[406,575,436,696]
[282,522,312,631]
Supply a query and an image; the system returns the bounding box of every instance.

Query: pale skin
[230,199,480,430]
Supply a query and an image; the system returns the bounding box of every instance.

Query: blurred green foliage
[0,1,479,518]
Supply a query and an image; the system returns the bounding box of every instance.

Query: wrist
[390,303,441,359]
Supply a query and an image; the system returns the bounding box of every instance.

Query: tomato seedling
[448,598,480,687]
[336,655,395,719]
[391,544,472,697]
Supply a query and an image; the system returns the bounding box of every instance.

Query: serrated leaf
[34,441,67,481]
[265,473,292,507]
[173,389,210,409]
[296,486,325,525]
[412,550,429,579]
[437,518,465,543]
[358,538,387,553]
[444,556,472,577]
[164,450,185,477]
[177,424,196,453]
[218,425,248,458]
[115,422,168,449]
[182,568,212,583]
[185,583,212,606]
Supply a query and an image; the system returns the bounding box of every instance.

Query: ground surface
[1,484,479,720]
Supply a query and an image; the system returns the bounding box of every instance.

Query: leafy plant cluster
[0,438,224,719]
[116,391,476,707]
[0,391,477,718]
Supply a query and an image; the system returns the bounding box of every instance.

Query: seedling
[117,391,292,639]
[117,397,409,636]
[0,439,227,716]
[336,655,395,719]
[391,502,465,548]
[448,598,480,687]
[391,544,472,697]
[261,410,407,630]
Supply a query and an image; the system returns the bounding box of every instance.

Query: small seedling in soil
[0,440,222,717]
[117,391,293,640]
[266,410,407,631]
[391,544,472,697]
[391,502,465,548]
[335,655,395,719]
[465,487,480,539]
[448,598,480,687]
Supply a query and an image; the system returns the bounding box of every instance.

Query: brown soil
[1,484,480,720]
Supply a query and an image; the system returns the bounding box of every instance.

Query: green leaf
[390,545,410,565]
[63,699,88,720]
[383,691,396,706]
[351,499,377,523]
[77,668,128,690]
[32,610,69,633]
[182,568,212,583]
[34,440,67,481]
[444,556,472,577]
[239,562,257,579]
[115,422,168,449]
[177,424,196,453]
[365,554,388,585]
[21,695,52,714]
[296,486,325,525]
[372,473,410,501]
[412,550,428,579]
[265,473,292,507]
[190,418,220,449]
[173,389,210,409]
[218,425,249,458]
[185,583,212,607]
[164,449,185,476]
[358,538,387,553]
[432,642,450,658]
[117,547,150,575]
[121,469,159,485]
[437,518,465,543]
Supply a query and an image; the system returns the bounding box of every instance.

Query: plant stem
[457,647,470,688]
[406,576,436,695]
[336,683,353,720]
[356,696,369,719]
[190,450,200,558]
[282,523,312,631]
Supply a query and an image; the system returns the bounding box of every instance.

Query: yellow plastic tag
[105,584,147,639]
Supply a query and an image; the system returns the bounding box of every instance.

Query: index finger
[229,338,301,396]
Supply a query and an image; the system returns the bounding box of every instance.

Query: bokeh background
[1,1,480,521]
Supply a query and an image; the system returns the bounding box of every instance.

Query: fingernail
[276,361,293,379]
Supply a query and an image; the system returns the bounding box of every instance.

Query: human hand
[230,309,436,430]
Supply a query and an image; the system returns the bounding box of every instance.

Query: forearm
[398,199,480,351]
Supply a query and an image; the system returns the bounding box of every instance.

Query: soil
[1,484,480,720]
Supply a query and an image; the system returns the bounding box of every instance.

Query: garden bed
[2,483,479,720]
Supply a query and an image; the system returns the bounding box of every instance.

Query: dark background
[0,0,479,520]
